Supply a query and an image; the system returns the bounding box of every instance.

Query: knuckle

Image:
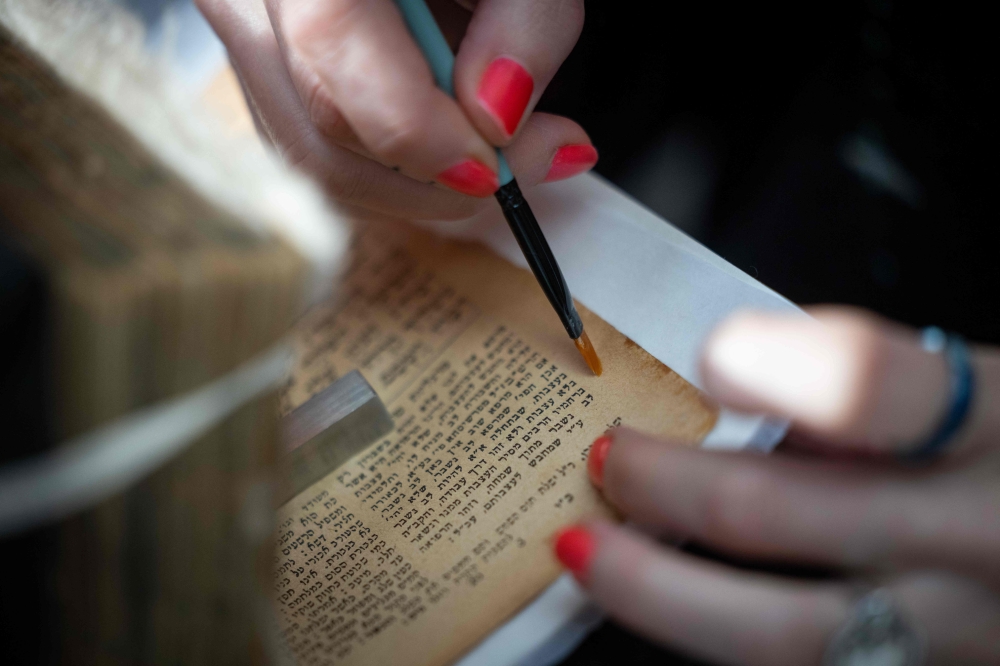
[369,107,427,162]
[302,77,345,136]
[701,468,771,544]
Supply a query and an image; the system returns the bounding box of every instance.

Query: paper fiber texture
[274,218,718,666]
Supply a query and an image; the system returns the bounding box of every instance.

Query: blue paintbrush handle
[392,0,515,185]
[392,0,588,347]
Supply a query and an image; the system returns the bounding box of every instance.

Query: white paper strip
[0,344,292,537]
[444,174,800,666]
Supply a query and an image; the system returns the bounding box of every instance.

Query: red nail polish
[436,159,499,197]
[554,526,595,578]
[587,434,613,489]
[477,57,534,137]
[544,144,599,182]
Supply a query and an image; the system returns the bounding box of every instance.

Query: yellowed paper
[274,219,717,666]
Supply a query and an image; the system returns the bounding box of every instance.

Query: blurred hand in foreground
[195,0,596,219]
[556,307,1000,665]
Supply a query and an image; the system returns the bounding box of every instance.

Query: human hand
[195,0,596,220]
[554,307,1000,665]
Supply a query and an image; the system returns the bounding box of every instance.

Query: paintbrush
[392,0,602,376]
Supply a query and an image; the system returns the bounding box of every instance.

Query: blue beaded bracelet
[907,327,975,460]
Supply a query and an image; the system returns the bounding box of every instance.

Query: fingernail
[544,144,599,182]
[436,159,499,197]
[553,525,594,578]
[477,57,534,137]
[587,434,613,489]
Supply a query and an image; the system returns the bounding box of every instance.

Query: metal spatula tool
[278,370,394,505]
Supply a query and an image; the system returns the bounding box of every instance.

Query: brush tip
[573,330,603,376]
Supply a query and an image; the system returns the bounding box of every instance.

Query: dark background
[537,0,998,663]
[539,0,998,343]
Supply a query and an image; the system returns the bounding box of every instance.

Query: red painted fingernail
[476,57,534,137]
[436,159,499,197]
[587,434,613,490]
[554,525,595,578]
[544,144,599,182]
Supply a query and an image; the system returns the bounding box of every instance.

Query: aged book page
[275,218,718,666]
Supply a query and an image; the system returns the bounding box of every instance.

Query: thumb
[699,307,955,452]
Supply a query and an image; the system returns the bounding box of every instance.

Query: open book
[273,175,796,666]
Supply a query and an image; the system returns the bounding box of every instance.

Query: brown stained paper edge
[276,219,718,666]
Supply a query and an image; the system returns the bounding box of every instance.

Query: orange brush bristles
[573,330,603,376]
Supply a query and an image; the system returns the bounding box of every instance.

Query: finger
[554,521,847,666]
[555,525,1000,666]
[701,307,1000,454]
[596,428,1000,584]
[271,0,500,196]
[196,0,488,219]
[501,112,598,186]
[454,0,584,144]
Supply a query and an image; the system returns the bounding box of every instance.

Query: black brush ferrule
[494,179,583,339]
